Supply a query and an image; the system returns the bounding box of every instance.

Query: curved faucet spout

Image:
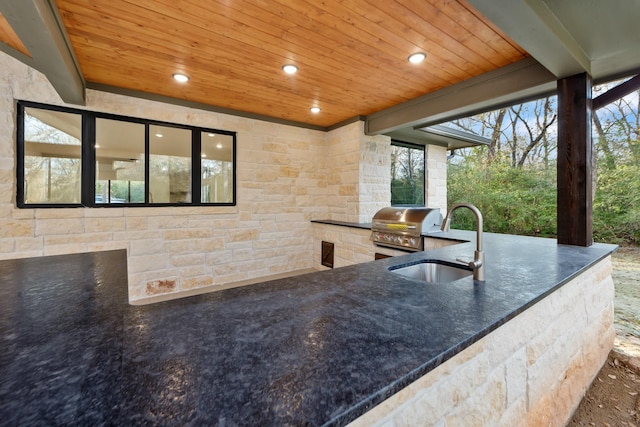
[441,203,485,282]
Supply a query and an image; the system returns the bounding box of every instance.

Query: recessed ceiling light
[201,153,207,158]
[208,133,215,137]
[95,144,101,148]
[172,73,189,83]
[155,133,163,138]
[310,106,321,114]
[216,143,223,149]
[282,64,298,74]
[408,52,427,64]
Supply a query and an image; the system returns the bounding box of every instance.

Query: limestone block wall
[325,121,392,224]
[312,223,461,269]
[358,129,393,223]
[1,50,451,301]
[348,256,615,427]
[0,52,326,300]
[425,144,448,212]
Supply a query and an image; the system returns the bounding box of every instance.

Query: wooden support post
[557,73,593,246]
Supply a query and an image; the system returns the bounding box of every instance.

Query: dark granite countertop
[311,219,373,230]
[0,234,616,426]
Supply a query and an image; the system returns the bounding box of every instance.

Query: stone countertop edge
[322,236,617,426]
[0,235,618,427]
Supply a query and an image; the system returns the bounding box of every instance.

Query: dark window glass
[391,141,425,206]
[95,118,145,204]
[201,132,234,203]
[17,102,236,208]
[149,125,192,204]
[22,107,82,204]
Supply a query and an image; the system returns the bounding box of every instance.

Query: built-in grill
[371,207,443,251]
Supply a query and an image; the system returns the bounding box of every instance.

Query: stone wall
[311,223,459,269]
[1,50,446,301]
[348,256,615,426]
[0,52,327,300]
[425,144,448,211]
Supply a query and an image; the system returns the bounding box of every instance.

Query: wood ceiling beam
[593,74,640,110]
[0,0,85,105]
[365,57,556,136]
[468,0,590,79]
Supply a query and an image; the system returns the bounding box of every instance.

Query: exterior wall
[349,256,615,427]
[325,121,392,223]
[311,223,460,270]
[0,52,326,300]
[358,128,392,222]
[0,51,449,301]
[425,144,448,211]
[325,122,362,223]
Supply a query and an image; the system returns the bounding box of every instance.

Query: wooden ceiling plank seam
[53,0,532,126]
[336,0,493,71]
[267,0,479,80]
[155,0,457,86]
[400,0,527,65]
[334,0,502,73]
[67,29,428,112]
[59,0,434,93]
[74,45,383,122]
[456,0,530,55]
[60,0,450,101]
[189,0,466,85]
[86,81,334,130]
[427,0,528,58]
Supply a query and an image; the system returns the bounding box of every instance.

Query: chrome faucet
[441,203,485,282]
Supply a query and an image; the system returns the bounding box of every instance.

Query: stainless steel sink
[388,260,473,284]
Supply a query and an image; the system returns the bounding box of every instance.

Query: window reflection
[149,125,192,204]
[201,132,234,203]
[23,108,82,204]
[96,119,145,204]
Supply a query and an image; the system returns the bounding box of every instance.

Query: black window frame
[17,100,237,208]
[390,140,426,207]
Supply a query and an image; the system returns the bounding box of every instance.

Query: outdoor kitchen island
[0,232,616,426]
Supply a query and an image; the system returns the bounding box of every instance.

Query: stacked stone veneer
[349,256,615,426]
[0,53,332,300]
[312,223,458,269]
[0,52,448,301]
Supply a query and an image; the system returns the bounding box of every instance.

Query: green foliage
[391,172,425,205]
[447,161,557,237]
[448,159,640,245]
[593,162,640,245]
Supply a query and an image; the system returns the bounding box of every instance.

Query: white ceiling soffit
[0,0,85,105]
[468,0,640,81]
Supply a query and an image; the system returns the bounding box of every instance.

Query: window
[149,125,192,204]
[390,141,425,206]
[95,118,145,204]
[21,107,82,204]
[17,101,236,208]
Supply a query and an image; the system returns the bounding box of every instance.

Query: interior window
[95,118,145,204]
[22,108,82,204]
[201,132,234,203]
[149,125,192,204]
[18,101,236,208]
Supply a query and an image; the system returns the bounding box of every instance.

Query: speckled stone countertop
[0,233,616,426]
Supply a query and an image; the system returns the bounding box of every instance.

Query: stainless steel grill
[371,207,443,251]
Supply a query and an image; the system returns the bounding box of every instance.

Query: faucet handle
[456,257,482,270]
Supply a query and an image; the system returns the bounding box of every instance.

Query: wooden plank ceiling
[2,0,528,128]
